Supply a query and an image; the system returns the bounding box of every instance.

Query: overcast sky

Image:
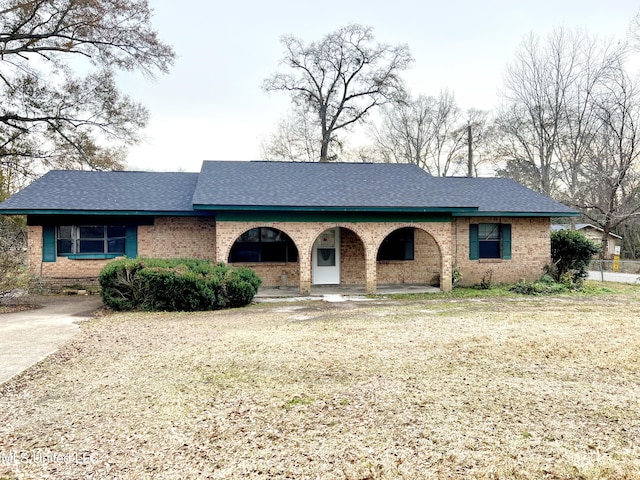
[121,0,639,172]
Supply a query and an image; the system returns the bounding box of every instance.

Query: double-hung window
[469,223,512,260]
[57,225,127,256]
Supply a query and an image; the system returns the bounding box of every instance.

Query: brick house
[0,161,577,293]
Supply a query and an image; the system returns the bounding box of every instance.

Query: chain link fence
[588,259,640,283]
[589,259,640,274]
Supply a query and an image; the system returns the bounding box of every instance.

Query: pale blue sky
[121,0,639,171]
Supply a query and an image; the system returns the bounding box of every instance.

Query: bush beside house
[550,229,600,284]
[99,258,261,311]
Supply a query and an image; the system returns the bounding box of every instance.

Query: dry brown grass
[1,290,639,479]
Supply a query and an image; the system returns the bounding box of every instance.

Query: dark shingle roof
[432,177,577,214]
[191,161,576,215]
[0,161,578,216]
[0,170,199,213]
[192,161,470,209]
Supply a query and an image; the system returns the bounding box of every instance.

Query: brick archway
[375,225,444,288]
[218,223,302,288]
[216,220,452,294]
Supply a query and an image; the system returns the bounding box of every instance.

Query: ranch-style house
[0,161,578,294]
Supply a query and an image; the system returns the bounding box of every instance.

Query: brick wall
[138,217,216,259]
[341,228,366,284]
[27,225,120,281]
[237,263,300,288]
[452,217,551,286]
[28,216,549,293]
[27,217,217,286]
[377,229,441,285]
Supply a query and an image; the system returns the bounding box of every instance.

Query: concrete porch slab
[255,284,441,302]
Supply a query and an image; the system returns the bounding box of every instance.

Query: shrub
[479,269,493,290]
[550,229,600,284]
[452,264,463,287]
[510,278,567,295]
[99,258,261,311]
[224,267,262,308]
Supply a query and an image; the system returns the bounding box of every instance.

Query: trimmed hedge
[99,258,261,311]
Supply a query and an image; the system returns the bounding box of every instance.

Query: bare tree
[578,61,640,255]
[495,29,582,196]
[369,89,469,176]
[263,24,412,162]
[425,89,466,176]
[369,93,435,168]
[497,24,640,255]
[260,106,322,162]
[461,108,493,177]
[0,0,175,193]
[496,27,631,194]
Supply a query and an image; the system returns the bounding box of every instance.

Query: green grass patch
[387,280,640,301]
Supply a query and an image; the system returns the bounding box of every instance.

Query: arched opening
[228,227,299,287]
[377,227,442,286]
[311,227,366,286]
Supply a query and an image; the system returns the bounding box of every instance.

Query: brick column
[28,225,43,277]
[439,223,453,292]
[364,245,377,294]
[440,250,452,292]
[299,249,312,295]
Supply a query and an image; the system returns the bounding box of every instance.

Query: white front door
[312,228,340,285]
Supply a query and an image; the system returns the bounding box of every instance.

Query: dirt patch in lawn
[1,294,639,479]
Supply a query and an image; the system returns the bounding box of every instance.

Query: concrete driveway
[588,270,640,284]
[0,295,103,384]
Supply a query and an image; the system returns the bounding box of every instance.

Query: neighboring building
[0,161,578,293]
[551,224,622,258]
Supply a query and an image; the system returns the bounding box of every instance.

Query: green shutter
[469,224,479,260]
[42,225,56,262]
[125,225,138,258]
[501,224,512,260]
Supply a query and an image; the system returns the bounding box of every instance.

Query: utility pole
[467,123,473,177]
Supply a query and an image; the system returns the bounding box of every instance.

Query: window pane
[479,223,499,240]
[261,228,282,242]
[107,238,125,253]
[479,241,500,258]
[287,242,299,262]
[261,242,287,262]
[239,228,260,242]
[58,226,73,239]
[78,239,105,253]
[229,243,260,262]
[317,248,336,266]
[318,230,335,248]
[79,226,104,239]
[57,239,73,254]
[377,228,414,261]
[107,225,126,238]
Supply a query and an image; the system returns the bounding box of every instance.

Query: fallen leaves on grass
[1,295,639,479]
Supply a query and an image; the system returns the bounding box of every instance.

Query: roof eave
[452,210,580,217]
[0,209,210,217]
[192,204,479,214]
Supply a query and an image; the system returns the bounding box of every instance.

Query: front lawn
[1,287,639,479]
